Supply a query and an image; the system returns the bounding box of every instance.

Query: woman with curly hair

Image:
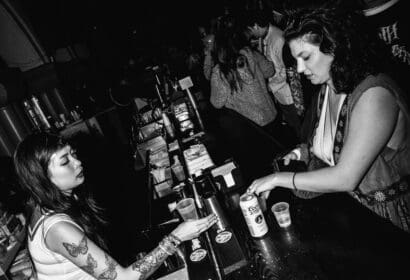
[14,132,216,279]
[248,5,410,232]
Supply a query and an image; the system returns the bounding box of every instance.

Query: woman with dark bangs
[248,6,410,232]
[14,132,216,280]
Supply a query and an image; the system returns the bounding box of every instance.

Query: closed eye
[61,156,69,166]
[70,149,78,159]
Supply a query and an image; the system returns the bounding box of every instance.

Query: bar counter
[142,126,410,279]
[220,188,410,280]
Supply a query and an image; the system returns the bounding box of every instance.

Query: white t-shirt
[28,213,95,280]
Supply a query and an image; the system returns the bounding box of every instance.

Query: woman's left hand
[247,173,277,198]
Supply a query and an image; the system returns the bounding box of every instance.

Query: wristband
[169,233,182,246]
[292,172,298,191]
[159,236,177,255]
[158,244,172,256]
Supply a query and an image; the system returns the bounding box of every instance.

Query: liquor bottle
[188,178,204,212]
[171,155,185,182]
[31,95,51,130]
[22,100,41,131]
[162,112,175,140]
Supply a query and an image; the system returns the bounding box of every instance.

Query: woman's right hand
[171,214,218,242]
[247,173,276,197]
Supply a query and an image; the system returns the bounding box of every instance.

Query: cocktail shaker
[203,194,229,232]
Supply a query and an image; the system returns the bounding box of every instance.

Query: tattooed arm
[45,221,169,280]
[130,245,169,279]
[45,215,217,279]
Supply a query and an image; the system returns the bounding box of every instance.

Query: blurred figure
[245,9,303,140]
[210,29,277,132]
[202,33,215,81]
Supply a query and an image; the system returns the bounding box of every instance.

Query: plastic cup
[271,202,291,228]
[176,198,198,221]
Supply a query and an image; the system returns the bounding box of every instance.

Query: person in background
[245,9,303,140]
[202,14,236,82]
[210,28,279,135]
[14,132,217,280]
[248,5,410,232]
[202,33,215,81]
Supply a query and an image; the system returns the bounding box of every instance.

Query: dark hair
[214,29,253,92]
[14,132,107,249]
[284,6,391,93]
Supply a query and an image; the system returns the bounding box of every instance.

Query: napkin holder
[211,160,244,194]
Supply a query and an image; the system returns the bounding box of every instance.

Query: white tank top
[28,213,95,280]
[312,85,347,166]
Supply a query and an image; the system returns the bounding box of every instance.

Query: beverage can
[240,193,268,237]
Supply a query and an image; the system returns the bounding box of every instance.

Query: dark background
[20,0,243,59]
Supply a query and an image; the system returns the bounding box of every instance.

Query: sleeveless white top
[28,213,95,280]
[311,85,347,166]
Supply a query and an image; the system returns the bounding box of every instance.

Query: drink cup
[176,198,198,221]
[271,202,291,228]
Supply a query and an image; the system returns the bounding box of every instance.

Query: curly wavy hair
[283,6,391,93]
[14,132,107,250]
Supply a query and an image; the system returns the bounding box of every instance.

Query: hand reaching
[171,214,217,242]
[247,173,276,198]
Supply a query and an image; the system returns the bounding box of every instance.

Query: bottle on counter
[30,95,51,130]
[188,178,204,212]
[22,99,41,131]
[171,155,185,182]
[162,111,175,140]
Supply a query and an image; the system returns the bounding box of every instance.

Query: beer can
[240,193,268,237]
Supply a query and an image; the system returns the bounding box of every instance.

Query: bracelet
[158,244,173,256]
[168,233,182,246]
[159,236,177,256]
[292,172,298,191]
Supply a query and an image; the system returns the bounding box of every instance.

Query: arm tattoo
[131,246,168,279]
[81,254,98,275]
[97,253,118,280]
[63,235,88,257]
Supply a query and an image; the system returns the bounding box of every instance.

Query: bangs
[32,133,68,171]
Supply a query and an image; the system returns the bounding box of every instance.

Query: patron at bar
[14,132,217,280]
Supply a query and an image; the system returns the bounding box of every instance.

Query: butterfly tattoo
[97,253,118,280]
[63,235,88,257]
[81,254,98,275]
